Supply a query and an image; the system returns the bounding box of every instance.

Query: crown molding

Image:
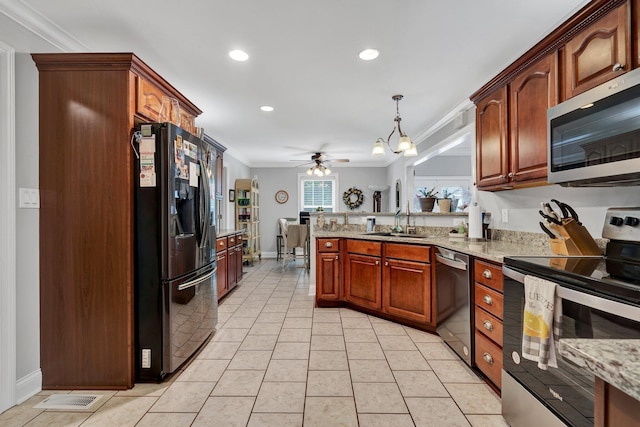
[0,0,87,51]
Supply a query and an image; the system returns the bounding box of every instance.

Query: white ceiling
[1,0,589,168]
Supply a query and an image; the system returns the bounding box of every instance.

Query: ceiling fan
[290,152,349,176]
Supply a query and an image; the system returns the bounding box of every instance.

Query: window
[300,176,336,212]
[414,176,472,212]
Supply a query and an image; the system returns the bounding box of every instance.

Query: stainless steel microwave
[548,66,640,187]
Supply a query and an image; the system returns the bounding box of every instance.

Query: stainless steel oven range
[502,208,640,427]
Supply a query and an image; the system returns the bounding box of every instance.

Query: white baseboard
[16,369,41,404]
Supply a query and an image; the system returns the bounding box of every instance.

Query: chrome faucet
[405,201,416,234]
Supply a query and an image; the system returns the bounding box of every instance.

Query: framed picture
[229,189,235,202]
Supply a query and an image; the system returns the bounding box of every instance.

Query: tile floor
[0,260,508,427]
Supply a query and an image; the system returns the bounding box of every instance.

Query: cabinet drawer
[474,283,503,320]
[474,259,503,292]
[475,306,503,347]
[384,243,430,263]
[228,235,238,246]
[347,239,382,256]
[216,238,228,251]
[475,331,503,389]
[317,238,340,253]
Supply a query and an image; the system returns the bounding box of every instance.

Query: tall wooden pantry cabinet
[32,53,201,389]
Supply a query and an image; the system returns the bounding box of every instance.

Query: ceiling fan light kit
[371,94,418,157]
[296,152,346,176]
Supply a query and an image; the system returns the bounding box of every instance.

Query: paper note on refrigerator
[189,162,198,187]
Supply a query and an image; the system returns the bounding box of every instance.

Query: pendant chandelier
[371,94,417,157]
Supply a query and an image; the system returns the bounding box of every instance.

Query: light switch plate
[19,188,40,209]
[501,209,509,223]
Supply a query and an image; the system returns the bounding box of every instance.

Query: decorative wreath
[343,187,364,210]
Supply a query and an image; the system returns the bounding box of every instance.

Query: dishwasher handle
[435,253,468,271]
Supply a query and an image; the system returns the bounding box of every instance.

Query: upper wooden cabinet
[509,53,558,184]
[564,1,631,99]
[471,0,630,191]
[476,53,558,191]
[135,71,201,134]
[476,86,509,189]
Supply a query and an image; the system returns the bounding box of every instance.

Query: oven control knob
[624,216,639,226]
[609,216,624,226]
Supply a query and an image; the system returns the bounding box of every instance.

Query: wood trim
[471,0,627,102]
[31,53,202,117]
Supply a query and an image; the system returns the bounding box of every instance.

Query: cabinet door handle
[483,320,493,331]
[508,172,514,178]
[613,63,625,72]
[375,260,379,265]
[483,295,493,305]
[335,255,339,260]
[384,261,389,266]
[483,352,494,365]
[325,242,333,248]
[499,175,506,180]
[482,269,492,279]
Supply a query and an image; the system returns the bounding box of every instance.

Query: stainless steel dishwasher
[434,246,473,366]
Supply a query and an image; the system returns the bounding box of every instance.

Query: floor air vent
[34,394,101,410]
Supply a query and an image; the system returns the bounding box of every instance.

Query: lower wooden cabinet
[316,238,342,304]
[344,252,382,310]
[473,258,504,391]
[216,248,228,298]
[316,238,434,329]
[217,232,243,300]
[317,252,341,301]
[382,243,432,323]
[475,331,503,389]
[595,377,640,427]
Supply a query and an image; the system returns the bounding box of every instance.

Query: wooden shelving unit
[235,178,261,264]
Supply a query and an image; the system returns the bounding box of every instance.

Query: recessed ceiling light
[229,50,249,61]
[359,48,379,61]
[260,106,274,112]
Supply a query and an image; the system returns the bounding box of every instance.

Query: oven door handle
[503,266,640,322]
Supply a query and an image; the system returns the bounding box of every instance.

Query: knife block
[548,219,602,256]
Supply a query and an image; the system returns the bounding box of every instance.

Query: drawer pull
[483,320,493,331]
[483,295,493,305]
[483,352,494,365]
[325,242,333,248]
[335,255,339,260]
[482,269,492,279]
[219,241,225,246]
[613,62,625,72]
[230,238,235,243]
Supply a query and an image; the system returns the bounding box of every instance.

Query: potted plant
[416,187,439,212]
[438,189,452,213]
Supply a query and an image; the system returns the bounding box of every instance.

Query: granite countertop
[558,339,640,401]
[217,229,244,238]
[313,230,553,262]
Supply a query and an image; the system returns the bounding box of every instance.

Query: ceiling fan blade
[326,158,349,163]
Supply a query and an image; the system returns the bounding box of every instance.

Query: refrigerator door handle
[177,268,217,291]
[197,158,211,249]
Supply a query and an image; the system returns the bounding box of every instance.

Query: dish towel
[522,275,561,370]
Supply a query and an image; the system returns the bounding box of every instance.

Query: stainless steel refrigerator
[134,122,217,382]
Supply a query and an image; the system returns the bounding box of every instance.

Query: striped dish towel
[522,275,561,370]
